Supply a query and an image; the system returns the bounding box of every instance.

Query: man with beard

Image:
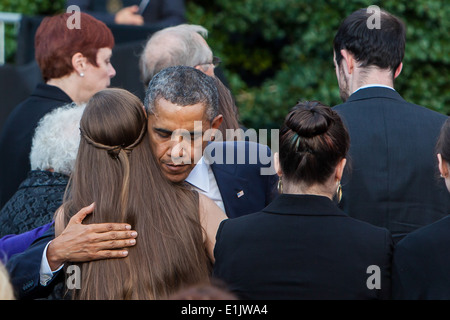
[332,8,450,243]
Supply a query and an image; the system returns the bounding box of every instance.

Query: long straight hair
[63,88,210,299]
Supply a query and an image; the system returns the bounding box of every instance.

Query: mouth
[164,163,189,173]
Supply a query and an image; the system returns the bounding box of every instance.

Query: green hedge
[187,0,450,130]
[2,0,448,130]
[0,0,66,62]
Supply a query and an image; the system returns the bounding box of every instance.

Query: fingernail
[122,251,128,256]
[131,231,137,237]
[125,225,132,230]
[129,239,136,245]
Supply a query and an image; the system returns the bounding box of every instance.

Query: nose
[109,64,116,78]
[169,137,191,165]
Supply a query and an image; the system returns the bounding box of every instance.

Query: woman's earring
[277,176,283,194]
[79,72,85,77]
[336,181,343,203]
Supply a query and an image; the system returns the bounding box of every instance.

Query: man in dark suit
[144,65,277,218]
[7,66,276,299]
[332,8,450,243]
[66,0,185,27]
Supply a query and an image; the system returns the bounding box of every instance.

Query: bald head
[139,24,213,87]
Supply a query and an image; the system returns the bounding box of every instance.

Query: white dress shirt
[185,156,225,213]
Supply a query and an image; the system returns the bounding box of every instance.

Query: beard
[338,67,350,102]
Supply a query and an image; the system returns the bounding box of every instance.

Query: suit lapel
[211,162,249,218]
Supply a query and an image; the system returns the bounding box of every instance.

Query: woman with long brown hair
[57,88,226,299]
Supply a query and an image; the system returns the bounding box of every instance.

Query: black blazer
[392,215,450,299]
[213,194,393,300]
[0,84,72,208]
[334,87,450,242]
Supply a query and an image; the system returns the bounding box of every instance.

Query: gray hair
[29,103,85,176]
[144,66,219,121]
[139,24,213,87]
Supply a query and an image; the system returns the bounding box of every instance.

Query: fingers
[91,249,130,261]
[88,222,133,233]
[70,203,95,225]
[94,230,138,243]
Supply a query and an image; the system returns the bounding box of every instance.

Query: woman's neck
[283,181,334,200]
[47,74,84,104]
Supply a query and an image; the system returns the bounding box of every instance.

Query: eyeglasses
[196,56,222,68]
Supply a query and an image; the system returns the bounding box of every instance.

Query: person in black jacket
[0,12,116,208]
[332,8,450,243]
[0,104,85,237]
[213,101,393,300]
[392,118,450,299]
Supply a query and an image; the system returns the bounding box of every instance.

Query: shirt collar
[185,156,210,193]
[353,84,395,94]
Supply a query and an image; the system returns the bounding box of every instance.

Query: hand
[114,5,144,25]
[47,203,137,271]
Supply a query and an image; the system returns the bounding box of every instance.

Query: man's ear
[211,114,223,130]
[438,153,449,178]
[72,52,87,75]
[207,114,223,141]
[394,62,403,79]
[340,49,355,75]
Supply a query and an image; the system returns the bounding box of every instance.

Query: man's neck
[351,67,395,93]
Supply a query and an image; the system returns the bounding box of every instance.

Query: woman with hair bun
[213,101,393,300]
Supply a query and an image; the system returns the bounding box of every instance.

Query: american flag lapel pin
[237,190,244,198]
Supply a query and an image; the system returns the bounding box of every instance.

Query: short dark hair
[144,66,219,121]
[333,8,405,73]
[279,101,350,185]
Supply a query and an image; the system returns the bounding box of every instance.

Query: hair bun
[286,101,334,138]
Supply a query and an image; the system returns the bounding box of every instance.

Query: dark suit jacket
[334,87,450,243]
[213,194,393,300]
[392,215,450,299]
[6,228,60,300]
[66,0,186,27]
[207,141,277,218]
[0,84,72,208]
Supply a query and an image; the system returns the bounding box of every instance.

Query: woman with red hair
[0,12,116,208]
